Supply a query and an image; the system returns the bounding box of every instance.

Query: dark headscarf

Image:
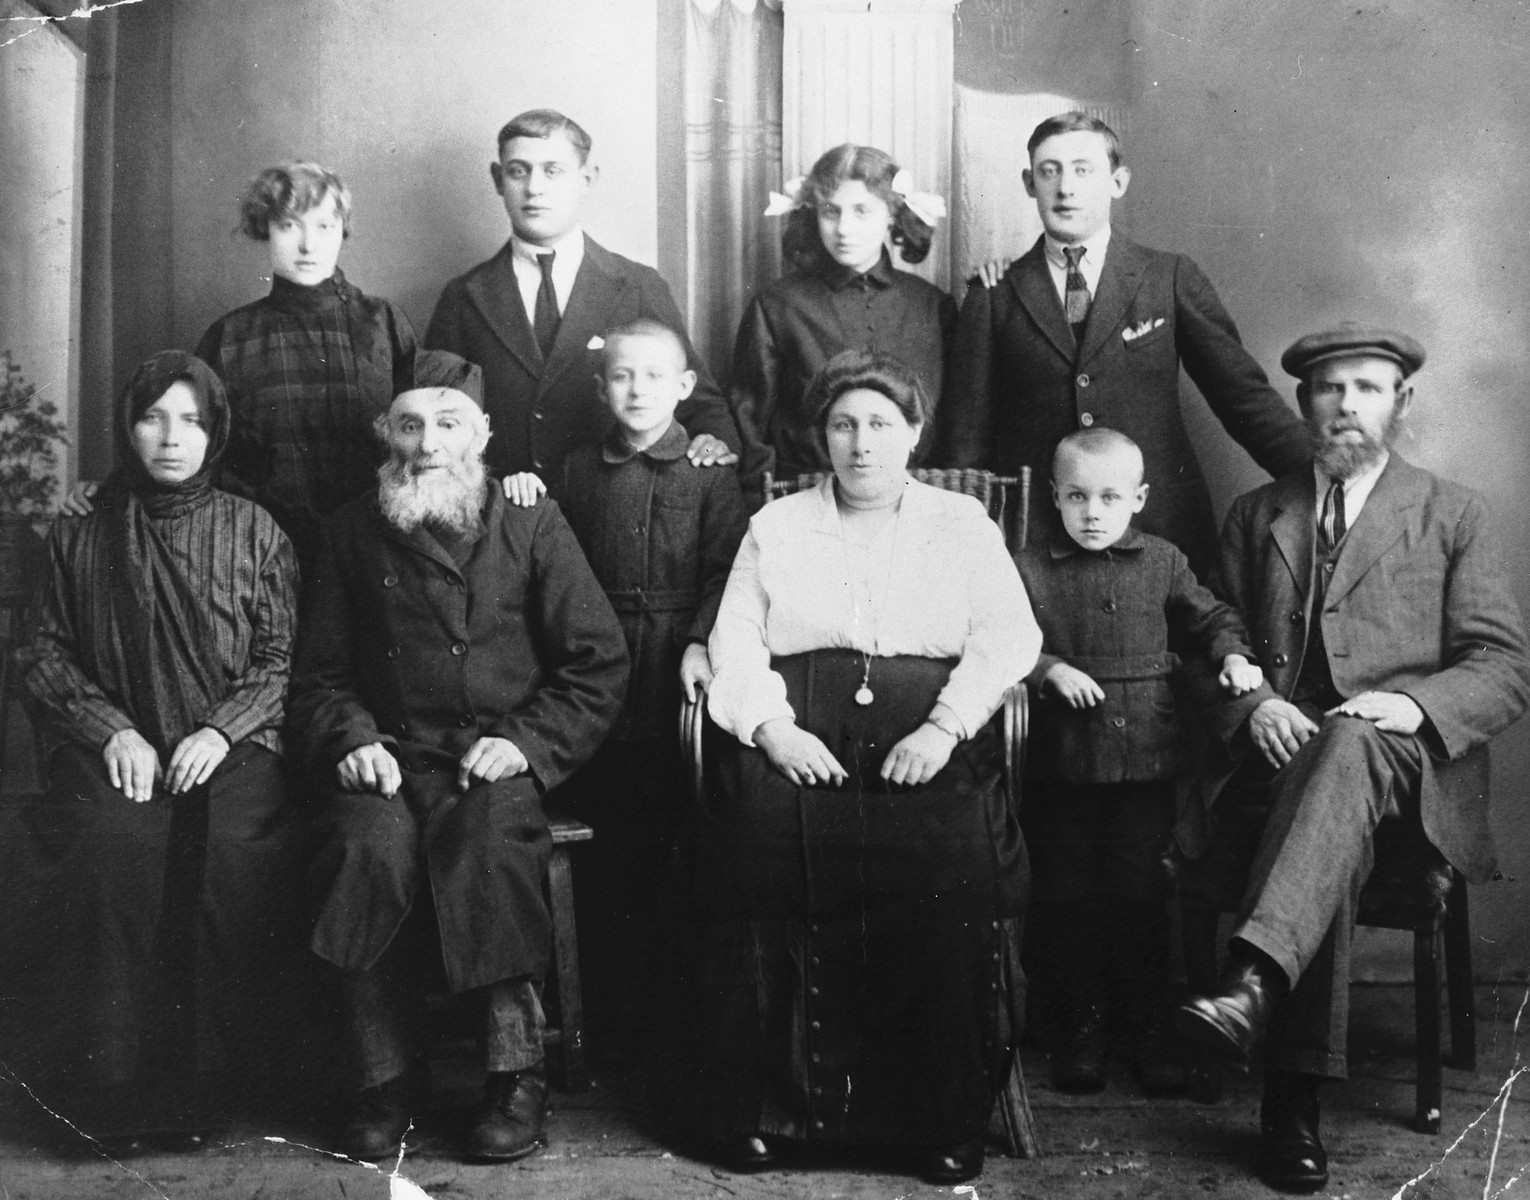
[99,351,232,754]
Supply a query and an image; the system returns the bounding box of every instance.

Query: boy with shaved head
[1017,427,1262,1097]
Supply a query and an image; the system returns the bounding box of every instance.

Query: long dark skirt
[3,742,306,1126]
[689,650,1029,1146]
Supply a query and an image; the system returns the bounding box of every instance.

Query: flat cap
[1281,321,1426,380]
[402,348,484,407]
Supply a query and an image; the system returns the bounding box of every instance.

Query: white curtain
[683,0,784,381]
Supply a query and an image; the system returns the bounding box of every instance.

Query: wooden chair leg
[1443,878,1477,1071]
[546,846,590,1093]
[1413,924,1443,1134]
[999,1042,1043,1158]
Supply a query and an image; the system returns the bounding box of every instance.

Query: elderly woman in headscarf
[24,350,302,1145]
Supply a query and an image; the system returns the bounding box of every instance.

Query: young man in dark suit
[425,109,739,504]
[935,112,1311,575]
[1174,324,1530,1191]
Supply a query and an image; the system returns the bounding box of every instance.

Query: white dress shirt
[707,477,1042,744]
[1042,226,1112,309]
[1314,452,1389,532]
[510,227,585,324]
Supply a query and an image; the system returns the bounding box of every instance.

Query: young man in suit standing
[935,112,1311,575]
[1174,324,1530,1191]
[426,109,739,503]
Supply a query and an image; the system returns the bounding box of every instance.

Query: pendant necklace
[839,495,903,707]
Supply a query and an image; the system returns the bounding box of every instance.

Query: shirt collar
[1043,225,1112,273]
[1047,523,1145,559]
[824,247,896,292]
[601,418,689,464]
[1314,451,1389,512]
[512,226,585,270]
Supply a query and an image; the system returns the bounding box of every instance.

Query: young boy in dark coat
[558,318,747,1067]
[1016,427,1263,1095]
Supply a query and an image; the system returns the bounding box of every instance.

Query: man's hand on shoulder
[458,737,529,790]
[1327,691,1425,736]
[974,256,1015,289]
[338,743,402,797]
[686,434,738,468]
[501,473,547,508]
[1249,698,1320,769]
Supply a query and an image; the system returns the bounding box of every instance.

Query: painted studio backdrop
[2,0,1529,984]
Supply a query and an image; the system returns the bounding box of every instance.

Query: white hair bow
[763,175,806,217]
[890,169,946,227]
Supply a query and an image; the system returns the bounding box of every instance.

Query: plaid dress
[195,269,417,565]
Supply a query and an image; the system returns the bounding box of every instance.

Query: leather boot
[1051,1003,1109,1093]
[1174,946,1287,1064]
[1259,1069,1328,1192]
[467,1060,548,1161]
[340,1065,426,1161]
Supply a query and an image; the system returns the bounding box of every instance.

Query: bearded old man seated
[289,351,629,1163]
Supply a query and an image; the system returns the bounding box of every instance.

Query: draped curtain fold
[683,0,784,383]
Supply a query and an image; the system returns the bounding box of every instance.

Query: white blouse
[707,477,1042,744]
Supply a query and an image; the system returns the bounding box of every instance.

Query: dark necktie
[533,251,560,358]
[1063,245,1091,341]
[1321,480,1347,549]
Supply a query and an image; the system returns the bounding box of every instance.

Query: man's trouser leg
[1231,716,1422,1079]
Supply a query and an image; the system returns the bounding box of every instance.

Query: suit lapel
[539,235,628,396]
[1008,239,1075,364]
[1326,456,1416,607]
[1079,237,1147,366]
[464,242,542,379]
[1268,474,1316,606]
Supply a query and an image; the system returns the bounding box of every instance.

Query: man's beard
[378,451,487,537]
[1309,406,1404,480]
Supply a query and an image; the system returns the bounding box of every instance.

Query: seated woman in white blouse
[694,349,1041,1185]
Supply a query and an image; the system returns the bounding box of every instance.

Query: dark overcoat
[1017,527,1253,784]
[934,235,1312,574]
[290,489,629,990]
[1182,456,1530,883]
[424,235,739,486]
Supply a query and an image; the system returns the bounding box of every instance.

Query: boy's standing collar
[602,418,689,464]
[1048,523,1145,558]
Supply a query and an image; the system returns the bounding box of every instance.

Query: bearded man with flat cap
[1172,323,1530,1192]
[290,350,628,1164]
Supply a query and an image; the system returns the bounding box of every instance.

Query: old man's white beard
[378,451,487,537]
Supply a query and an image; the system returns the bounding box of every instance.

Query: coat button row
[1080,412,1095,426]
[1077,373,1090,388]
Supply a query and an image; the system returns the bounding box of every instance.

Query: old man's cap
[1280,322,1426,380]
[403,348,484,407]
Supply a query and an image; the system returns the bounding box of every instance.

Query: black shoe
[720,1133,775,1172]
[1133,1020,1187,1096]
[1174,954,1285,1065]
[1259,1071,1328,1192]
[340,1069,422,1162]
[467,1061,547,1161]
[920,1137,985,1184]
[1051,1004,1108,1093]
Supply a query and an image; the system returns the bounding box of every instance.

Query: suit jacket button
[1077,373,1090,387]
[1112,716,1126,728]
[1274,653,1289,666]
[533,410,545,421]
[457,714,473,728]
[451,642,467,656]
[532,458,544,470]
[383,574,398,588]
[1080,412,1095,426]
[387,646,400,660]
[1101,599,1117,613]
[1290,610,1303,623]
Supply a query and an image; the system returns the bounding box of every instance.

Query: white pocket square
[1122,318,1166,342]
